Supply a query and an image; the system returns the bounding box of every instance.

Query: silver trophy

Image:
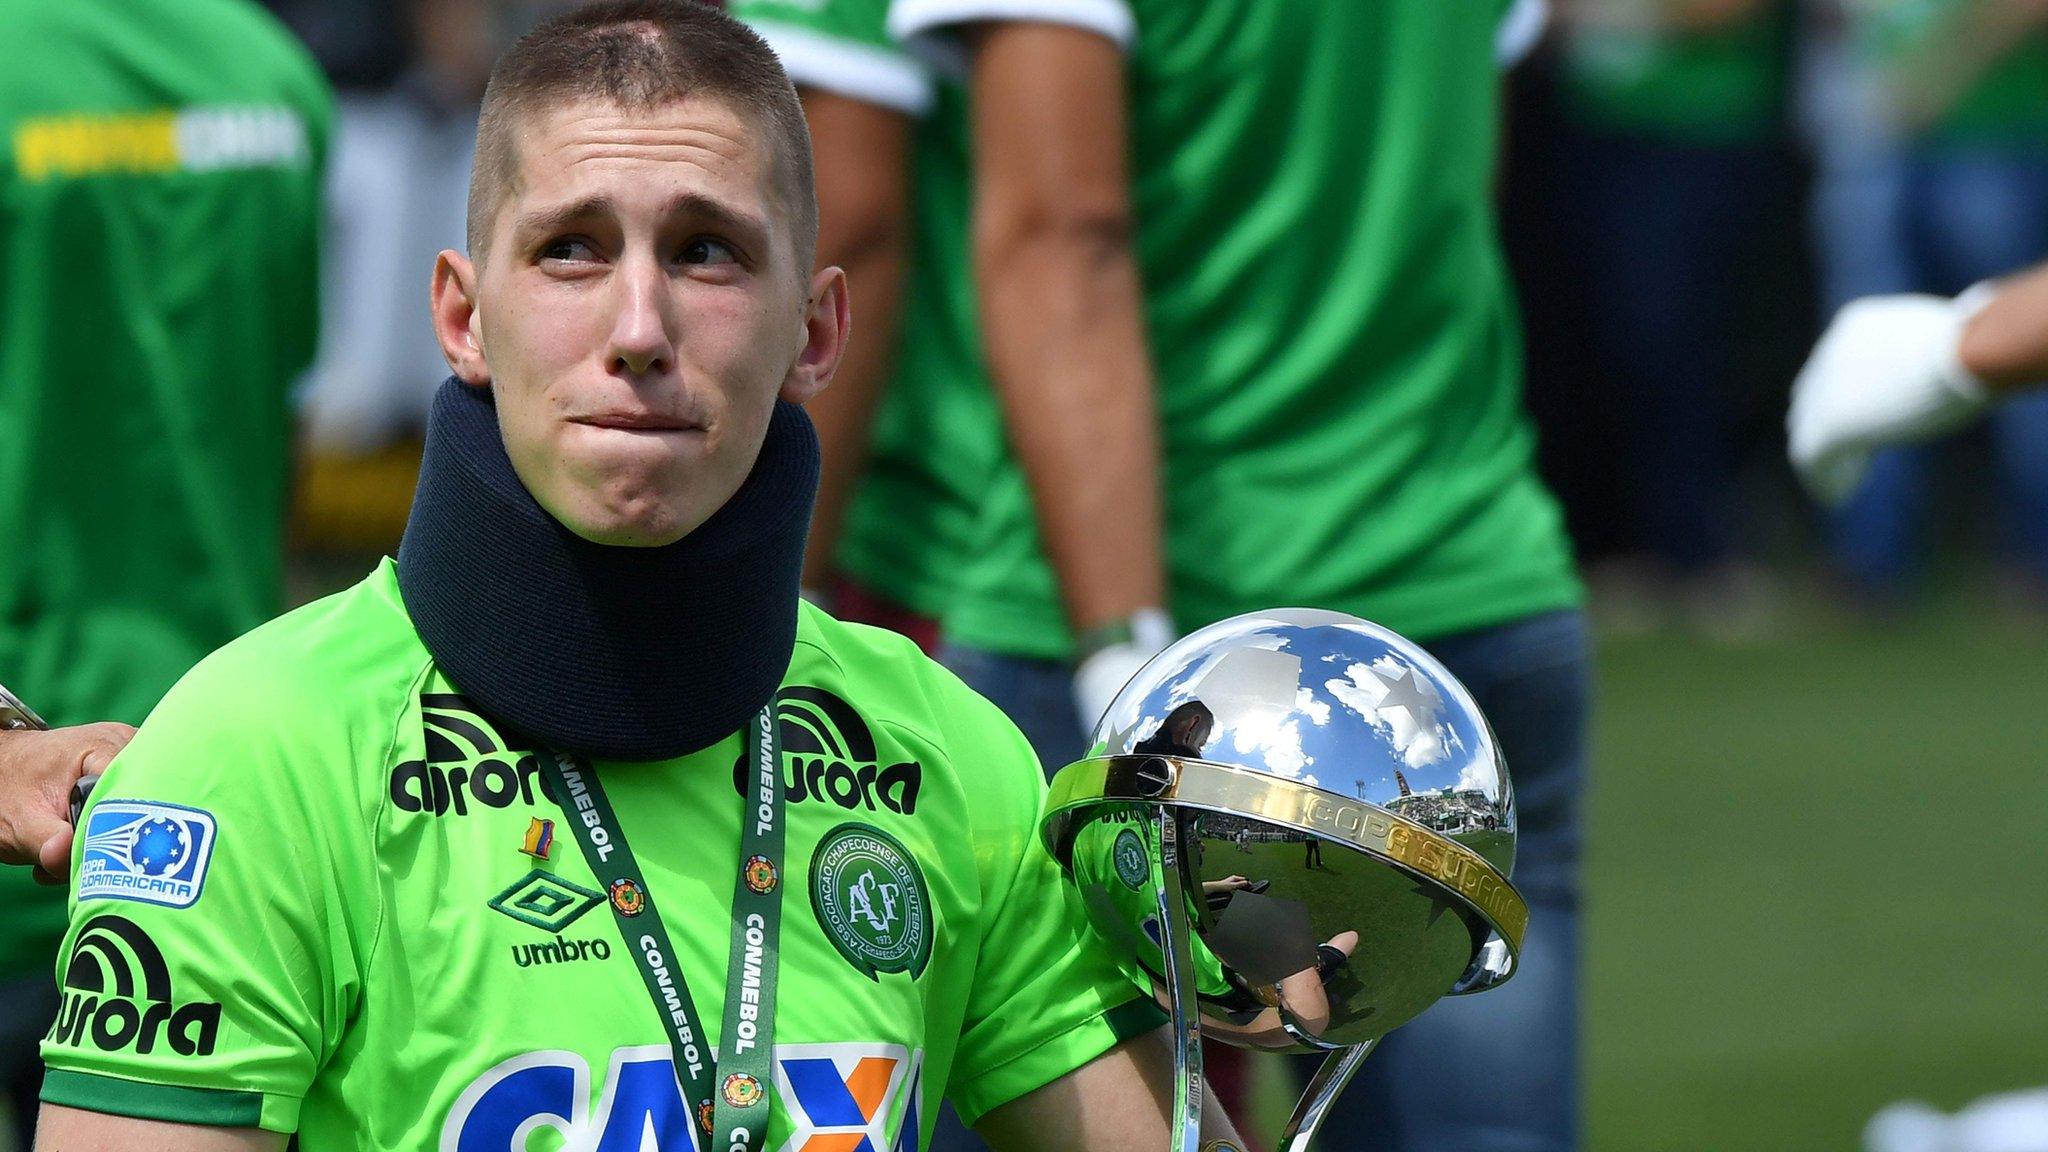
[1040,609,1528,1152]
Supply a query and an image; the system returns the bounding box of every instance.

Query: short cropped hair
[466,0,816,270]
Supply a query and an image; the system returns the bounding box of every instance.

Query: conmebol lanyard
[537,705,785,1149]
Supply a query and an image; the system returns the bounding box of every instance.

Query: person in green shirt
[34,4,1239,1148]
[736,0,993,654]
[0,0,330,1142]
[750,2,1585,1149]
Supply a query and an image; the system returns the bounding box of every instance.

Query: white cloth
[1071,607,1174,735]
[1787,287,1994,506]
[1865,1088,2048,1152]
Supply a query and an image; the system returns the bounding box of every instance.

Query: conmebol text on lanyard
[538,704,785,1150]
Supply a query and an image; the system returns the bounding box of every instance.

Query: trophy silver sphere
[1042,608,1528,1053]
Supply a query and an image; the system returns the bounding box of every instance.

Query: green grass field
[1582,597,2048,1150]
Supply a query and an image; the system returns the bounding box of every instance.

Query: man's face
[433,96,843,546]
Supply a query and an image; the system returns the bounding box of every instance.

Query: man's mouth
[569,411,702,433]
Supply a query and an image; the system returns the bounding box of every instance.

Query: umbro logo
[489,870,603,933]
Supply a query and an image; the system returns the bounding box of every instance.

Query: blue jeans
[1559,130,1777,573]
[1815,146,2048,594]
[943,609,1589,1151]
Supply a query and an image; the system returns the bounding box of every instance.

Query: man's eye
[540,238,596,262]
[680,237,738,266]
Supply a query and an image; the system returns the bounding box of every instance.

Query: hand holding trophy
[1040,609,1529,1152]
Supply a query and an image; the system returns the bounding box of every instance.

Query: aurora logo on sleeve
[809,824,932,982]
[77,800,218,909]
[732,688,923,817]
[442,1042,922,1152]
[46,915,221,1057]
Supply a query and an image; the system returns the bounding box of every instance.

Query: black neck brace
[397,378,818,761]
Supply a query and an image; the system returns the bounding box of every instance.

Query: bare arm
[0,723,132,881]
[974,1026,1242,1152]
[34,1105,282,1152]
[797,89,914,586]
[966,22,1167,635]
[1959,262,2048,395]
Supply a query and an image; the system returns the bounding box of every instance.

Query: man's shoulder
[86,562,427,886]
[173,0,335,139]
[149,560,430,751]
[792,603,1040,776]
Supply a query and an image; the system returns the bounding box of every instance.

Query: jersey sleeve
[734,0,936,116]
[937,683,1165,1126]
[884,0,1135,75]
[38,638,384,1135]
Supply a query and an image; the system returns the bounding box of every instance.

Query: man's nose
[608,256,675,377]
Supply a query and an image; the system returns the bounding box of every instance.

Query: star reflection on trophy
[1040,609,1529,1152]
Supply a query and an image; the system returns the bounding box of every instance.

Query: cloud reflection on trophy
[1040,609,1529,1152]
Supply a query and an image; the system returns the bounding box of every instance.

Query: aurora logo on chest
[732,688,923,816]
[809,823,932,982]
[390,695,552,818]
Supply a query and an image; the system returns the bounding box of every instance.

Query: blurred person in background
[0,0,330,1145]
[728,0,962,654]
[293,0,496,455]
[291,0,575,458]
[1800,0,2048,613]
[1551,0,1793,638]
[739,2,1588,1149]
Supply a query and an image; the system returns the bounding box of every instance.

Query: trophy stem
[1154,808,1206,1152]
[1277,1041,1376,1152]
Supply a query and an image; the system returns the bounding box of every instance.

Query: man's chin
[563,513,701,548]
[544,494,712,549]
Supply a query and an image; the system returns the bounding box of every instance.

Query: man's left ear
[779,266,850,405]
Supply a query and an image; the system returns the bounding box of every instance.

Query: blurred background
[267,0,2048,1147]
[11,0,2048,1149]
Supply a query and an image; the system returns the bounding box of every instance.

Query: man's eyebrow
[512,194,614,242]
[511,191,773,252]
[663,191,772,251]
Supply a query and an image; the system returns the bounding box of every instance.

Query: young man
[33,5,1232,1149]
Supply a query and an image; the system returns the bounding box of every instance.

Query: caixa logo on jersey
[443,1042,921,1152]
[77,800,217,909]
[731,688,922,817]
[45,915,221,1057]
[391,695,555,818]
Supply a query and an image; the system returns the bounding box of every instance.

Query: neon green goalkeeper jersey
[41,560,1159,1147]
[885,0,1582,659]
